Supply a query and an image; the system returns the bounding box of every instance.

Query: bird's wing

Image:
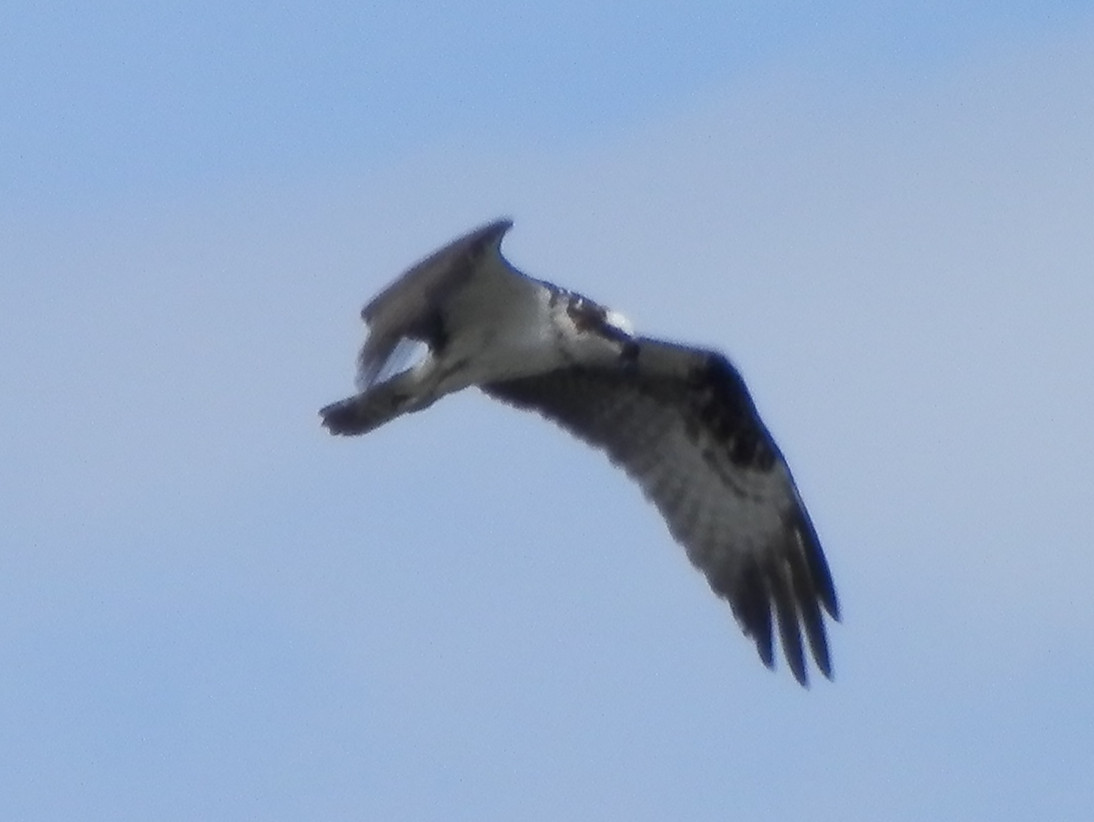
[356,219,514,387]
[482,338,839,685]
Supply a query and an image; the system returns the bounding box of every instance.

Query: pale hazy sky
[3,4,1093,820]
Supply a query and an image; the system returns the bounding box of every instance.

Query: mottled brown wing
[482,341,839,685]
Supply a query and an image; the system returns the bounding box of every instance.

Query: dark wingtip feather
[794,509,840,622]
[319,397,370,436]
[787,537,834,680]
[320,374,417,438]
[770,565,809,687]
[799,603,833,681]
[755,626,776,671]
[721,544,837,686]
[721,560,777,671]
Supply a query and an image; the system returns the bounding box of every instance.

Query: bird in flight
[321,219,839,685]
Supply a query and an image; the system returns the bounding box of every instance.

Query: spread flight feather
[321,219,840,685]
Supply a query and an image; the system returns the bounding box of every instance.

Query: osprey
[321,220,839,685]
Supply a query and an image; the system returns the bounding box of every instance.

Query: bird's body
[321,219,839,685]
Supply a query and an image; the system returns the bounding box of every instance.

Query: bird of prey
[321,219,839,685]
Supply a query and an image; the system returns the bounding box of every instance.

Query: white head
[604,308,635,337]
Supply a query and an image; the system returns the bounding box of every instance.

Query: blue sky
[3,3,1093,820]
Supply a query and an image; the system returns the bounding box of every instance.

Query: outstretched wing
[482,338,839,685]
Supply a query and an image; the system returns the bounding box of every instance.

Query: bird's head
[604,308,634,338]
